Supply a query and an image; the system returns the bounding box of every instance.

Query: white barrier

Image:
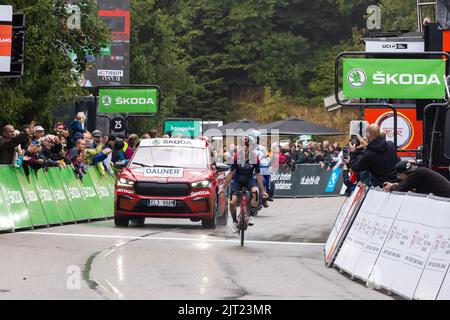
[326,188,450,300]
[324,186,368,267]
[334,189,391,278]
[414,196,450,300]
[367,193,438,299]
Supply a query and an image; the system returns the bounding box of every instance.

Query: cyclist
[249,130,270,208]
[219,136,268,233]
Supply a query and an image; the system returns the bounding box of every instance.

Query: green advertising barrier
[39,169,76,223]
[14,169,49,227]
[57,167,92,221]
[87,167,114,217]
[33,170,62,225]
[0,166,32,230]
[77,169,106,219]
[0,166,15,232]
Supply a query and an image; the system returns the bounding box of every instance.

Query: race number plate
[147,200,176,207]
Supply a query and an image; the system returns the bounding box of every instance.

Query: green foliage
[0,0,110,128]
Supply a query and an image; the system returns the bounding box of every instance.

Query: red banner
[0,24,12,56]
[365,108,423,156]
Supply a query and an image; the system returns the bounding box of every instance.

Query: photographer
[346,124,400,188]
[383,161,450,198]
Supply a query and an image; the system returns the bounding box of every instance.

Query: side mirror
[214,162,229,173]
[445,110,450,160]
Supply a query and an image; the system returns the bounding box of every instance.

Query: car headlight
[117,177,135,187]
[191,180,212,188]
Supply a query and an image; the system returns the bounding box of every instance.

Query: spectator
[149,129,158,138]
[0,121,34,165]
[69,112,86,149]
[85,135,112,176]
[347,124,400,188]
[66,139,87,180]
[23,143,44,175]
[111,139,128,165]
[32,126,45,144]
[92,130,103,148]
[54,122,70,138]
[40,135,61,168]
[383,161,450,198]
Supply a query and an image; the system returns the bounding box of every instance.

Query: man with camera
[345,124,400,188]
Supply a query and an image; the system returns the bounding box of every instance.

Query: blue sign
[325,167,342,193]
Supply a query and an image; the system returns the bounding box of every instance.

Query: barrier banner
[367,193,439,299]
[44,168,76,223]
[273,164,344,198]
[334,189,390,276]
[0,166,14,231]
[14,169,48,227]
[0,166,32,229]
[57,167,92,221]
[324,185,368,267]
[87,167,114,217]
[296,165,325,197]
[78,170,106,219]
[352,192,405,282]
[272,166,301,197]
[415,197,450,300]
[33,170,62,225]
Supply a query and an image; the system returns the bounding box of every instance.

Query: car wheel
[217,196,228,226]
[131,217,145,226]
[114,215,130,227]
[202,198,217,229]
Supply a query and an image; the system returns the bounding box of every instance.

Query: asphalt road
[0,197,391,300]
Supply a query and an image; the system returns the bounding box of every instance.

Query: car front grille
[134,182,191,197]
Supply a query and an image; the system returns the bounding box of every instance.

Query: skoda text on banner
[98,87,159,114]
[0,5,13,73]
[343,58,446,99]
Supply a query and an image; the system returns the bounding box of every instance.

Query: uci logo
[348,68,367,88]
[101,95,112,107]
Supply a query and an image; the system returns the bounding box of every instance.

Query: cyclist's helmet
[248,129,261,143]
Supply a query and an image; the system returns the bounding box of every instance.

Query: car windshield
[129,146,209,169]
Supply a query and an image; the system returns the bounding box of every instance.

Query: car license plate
[147,200,176,207]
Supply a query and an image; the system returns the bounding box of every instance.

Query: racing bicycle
[236,187,252,247]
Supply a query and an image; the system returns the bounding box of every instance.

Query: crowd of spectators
[0,112,156,180]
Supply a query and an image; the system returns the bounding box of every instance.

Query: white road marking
[22,231,325,246]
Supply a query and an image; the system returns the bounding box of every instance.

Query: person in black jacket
[383,161,450,198]
[347,124,400,188]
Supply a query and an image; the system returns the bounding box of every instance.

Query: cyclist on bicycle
[219,136,268,233]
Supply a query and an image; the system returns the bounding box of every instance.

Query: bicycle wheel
[240,214,245,247]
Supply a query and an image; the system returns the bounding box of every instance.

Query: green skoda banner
[97,87,159,114]
[343,58,446,99]
[163,119,202,138]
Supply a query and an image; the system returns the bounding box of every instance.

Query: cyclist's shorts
[231,178,258,195]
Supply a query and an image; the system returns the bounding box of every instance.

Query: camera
[350,135,360,147]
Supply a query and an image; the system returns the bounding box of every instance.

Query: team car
[114,138,230,228]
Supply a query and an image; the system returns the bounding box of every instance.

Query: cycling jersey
[231,152,260,184]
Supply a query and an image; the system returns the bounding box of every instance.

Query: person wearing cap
[383,161,450,198]
[92,130,102,148]
[32,126,45,144]
[40,135,61,168]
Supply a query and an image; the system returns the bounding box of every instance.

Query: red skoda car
[114,138,229,228]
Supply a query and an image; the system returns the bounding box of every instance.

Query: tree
[0,0,110,128]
